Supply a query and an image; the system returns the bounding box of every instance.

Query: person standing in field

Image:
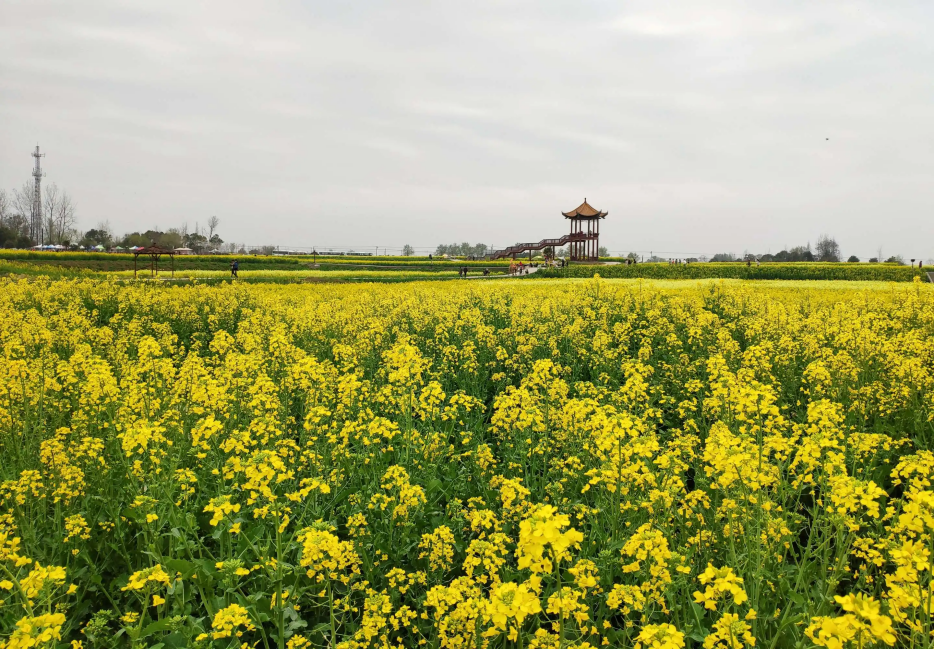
[231,260,239,278]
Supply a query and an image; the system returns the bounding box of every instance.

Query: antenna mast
[31,145,45,245]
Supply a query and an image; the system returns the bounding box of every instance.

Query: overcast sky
[2,0,932,258]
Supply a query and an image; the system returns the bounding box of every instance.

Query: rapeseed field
[1,277,933,649]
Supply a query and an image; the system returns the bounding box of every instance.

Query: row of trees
[0,184,77,246]
[81,216,231,253]
[433,242,490,258]
[0,180,235,254]
[710,236,908,264]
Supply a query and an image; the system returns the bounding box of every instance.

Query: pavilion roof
[562,199,607,219]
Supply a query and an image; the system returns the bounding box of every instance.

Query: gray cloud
[1,0,932,258]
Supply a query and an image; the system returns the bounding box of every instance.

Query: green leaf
[165,558,197,578]
[138,618,174,640]
[689,629,710,643]
[287,618,308,633]
[161,632,189,648]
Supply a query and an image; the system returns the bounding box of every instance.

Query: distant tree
[435,242,489,258]
[120,232,150,248]
[207,216,220,241]
[598,246,608,257]
[685,257,699,263]
[81,228,113,248]
[185,232,208,253]
[0,188,30,244]
[847,255,860,263]
[743,253,757,262]
[140,230,161,245]
[785,245,815,262]
[11,183,38,243]
[402,244,414,256]
[759,253,775,262]
[774,247,815,262]
[54,191,76,245]
[626,252,639,261]
[0,224,32,248]
[815,234,841,262]
[868,258,879,263]
[885,256,904,264]
[160,230,184,250]
[209,234,223,249]
[542,246,554,259]
[711,253,737,262]
[41,183,60,244]
[0,190,8,227]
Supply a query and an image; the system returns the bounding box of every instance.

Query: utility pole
[31,145,45,245]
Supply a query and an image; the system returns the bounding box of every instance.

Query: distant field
[537,261,932,282]
[0,259,506,283]
[0,250,929,282]
[0,250,514,272]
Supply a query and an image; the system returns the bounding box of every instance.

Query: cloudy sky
[1,0,932,258]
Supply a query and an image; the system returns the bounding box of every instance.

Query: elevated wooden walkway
[489,232,590,260]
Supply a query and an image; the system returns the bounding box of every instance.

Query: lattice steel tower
[31,145,45,245]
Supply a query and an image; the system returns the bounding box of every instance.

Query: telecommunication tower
[31,145,45,245]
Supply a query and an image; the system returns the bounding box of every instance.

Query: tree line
[709,235,905,264]
[81,216,232,253]
[0,184,76,248]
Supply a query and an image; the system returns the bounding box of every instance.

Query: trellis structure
[133,247,176,278]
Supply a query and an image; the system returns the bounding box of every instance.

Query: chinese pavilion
[562,198,607,261]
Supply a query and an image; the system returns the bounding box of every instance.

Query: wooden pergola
[133,247,176,278]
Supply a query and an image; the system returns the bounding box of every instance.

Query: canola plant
[0,277,933,649]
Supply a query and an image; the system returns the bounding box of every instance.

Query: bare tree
[12,183,35,239]
[54,191,77,244]
[42,183,61,244]
[0,190,9,227]
[207,215,220,241]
